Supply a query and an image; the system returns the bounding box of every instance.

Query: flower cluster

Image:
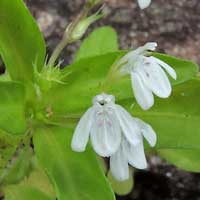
[72,94,156,181]
[71,42,176,181]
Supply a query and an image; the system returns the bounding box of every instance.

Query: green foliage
[45,51,198,121]
[39,28,200,196]
[4,185,53,200]
[122,79,200,150]
[0,147,33,185]
[0,82,26,134]
[153,53,198,85]
[158,149,200,172]
[33,126,115,200]
[0,0,46,82]
[22,167,56,197]
[75,26,119,61]
[0,131,21,175]
[3,166,56,199]
[0,1,199,198]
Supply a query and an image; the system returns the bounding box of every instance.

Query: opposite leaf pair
[71,43,177,181]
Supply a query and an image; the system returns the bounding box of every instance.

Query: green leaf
[3,166,56,199]
[45,52,198,115]
[75,27,119,62]
[22,167,56,198]
[0,82,26,134]
[0,130,21,175]
[47,72,200,151]
[33,126,115,200]
[4,185,53,200]
[41,52,199,154]
[0,72,11,82]
[153,53,198,85]
[158,149,200,173]
[122,78,200,150]
[0,147,33,185]
[46,53,121,114]
[0,0,46,81]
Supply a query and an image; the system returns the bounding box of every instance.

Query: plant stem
[101,55,122,92]
[47,3,91,66]
[48,38,69,66]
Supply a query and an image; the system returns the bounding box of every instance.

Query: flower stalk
[48,2,103,66]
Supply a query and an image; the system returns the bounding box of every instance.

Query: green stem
[47,4,91,66]
[47,38,69,67]
[101,55,122,91]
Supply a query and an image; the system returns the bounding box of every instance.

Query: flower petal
[115,105,141,146]
[142,124,157,147]
[131,72,154,110]
[90,107,121,157]
[150,56,177,80]
[138,0,151,9]
[110,147,129,181]
[143,42,157,51]
[128,42,157,59]
[136,119,157,147]
[123,139,147,169]
[119,42,157,75]
[71,107,94,152]
[142,123,157,147]
[138,58,172,98]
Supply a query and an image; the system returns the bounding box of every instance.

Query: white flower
[118,42,177,110]
[71,93,157,180]
[72,93,140,157]
[110,118,156,181]
[137,0,151,9]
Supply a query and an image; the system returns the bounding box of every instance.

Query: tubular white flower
[90,104,122,157]
[72,93,141,157]
[110,119,157,181]
[110,142,129,181]
[71,107,94,152]
[137,0,151,9]
[118,42,177,110]
[114,104,141,146]
[71,93,157,181]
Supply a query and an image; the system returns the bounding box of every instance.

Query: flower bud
[69,13,102,42]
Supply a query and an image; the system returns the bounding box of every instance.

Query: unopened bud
[69,13,102,42]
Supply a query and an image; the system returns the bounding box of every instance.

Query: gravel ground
[7,0,200,199]
[26,0,200,65]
